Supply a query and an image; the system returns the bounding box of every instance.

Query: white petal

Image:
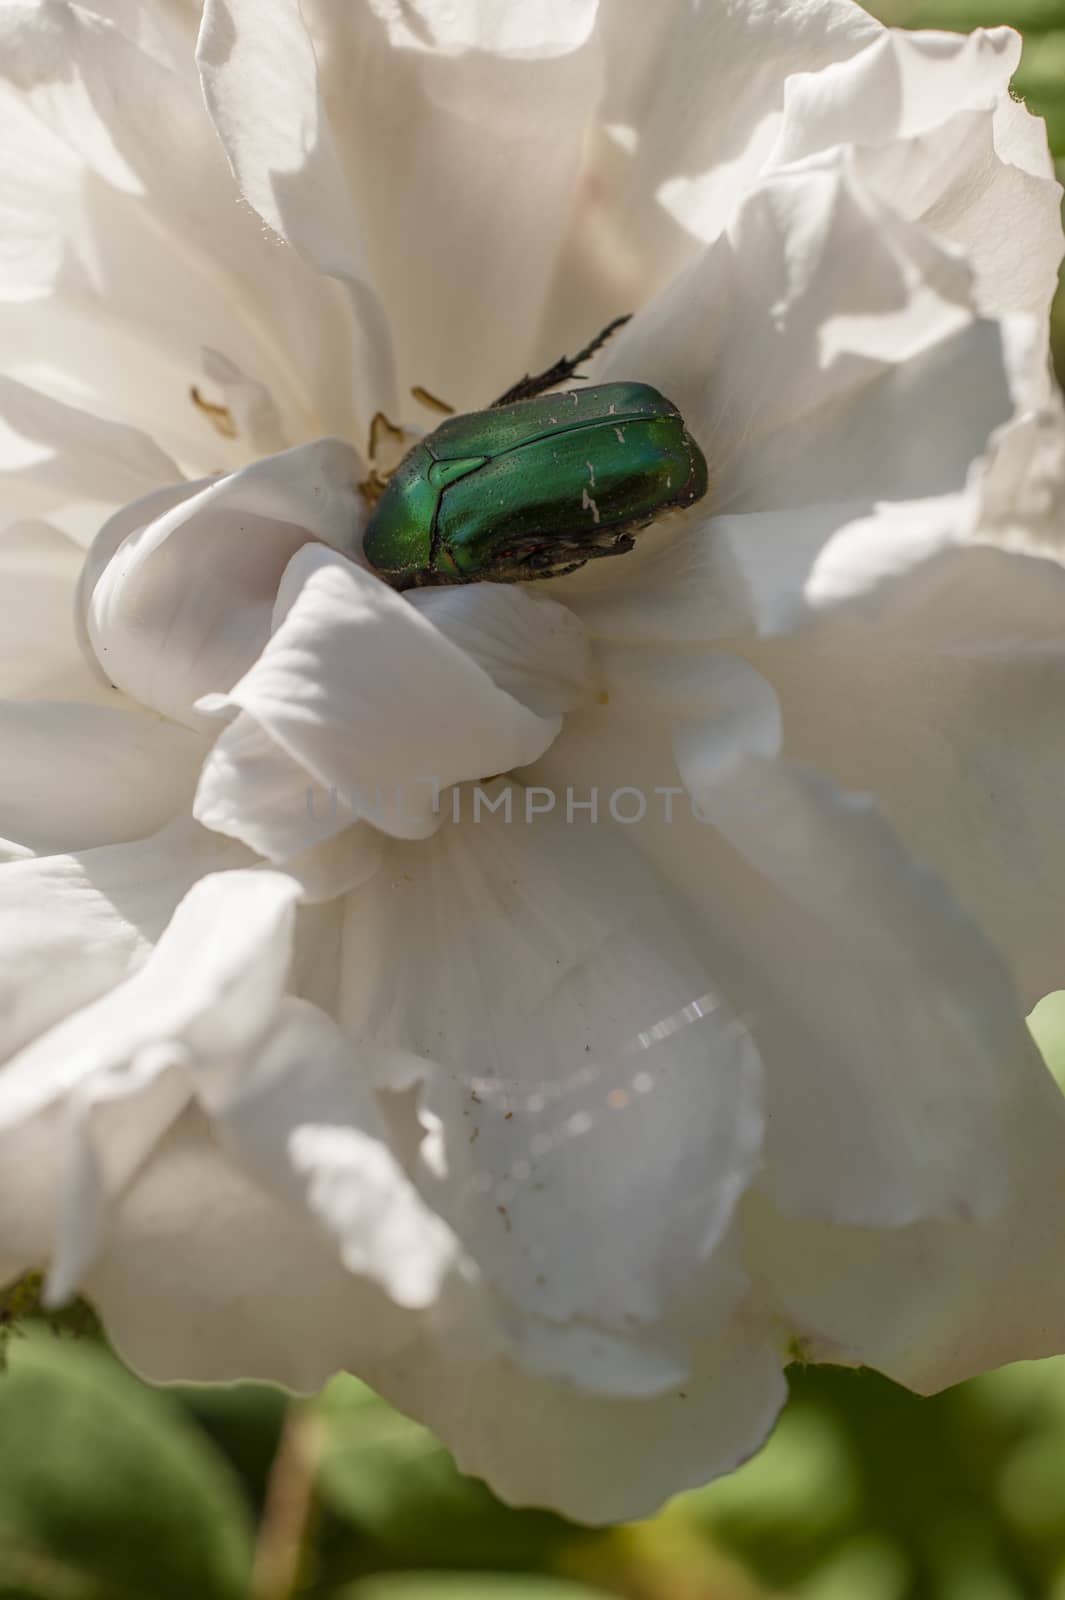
[596,161,1014,524]
[538,0,878,357]
[723,401,1065,1009]
[82,440,364,727]
[687,758,1039,1229]
[744,1031,1065,1393]
[0,818,251,1061]
[196,0,396,424]
[0,1,363,465]
[191,707,354,864]
[194,545,562,853]
[0,519,110,700]
[338,786,764,1363]
[83,1104,436,1391]
[554,156,1025,646]
[745,635,1065,1012]
[296,0,604,408]
[0,376,180,533]
[1,868,302,1297]
[534,702,1050,1236]
[769,28,1064,317]
[371,1301,787,1524]
[0,868,299,1126]
[0,701,207,852]
[201,347,288,456]
[408,584,591,719]
[215,997,461,1309]
[593,646,783,789]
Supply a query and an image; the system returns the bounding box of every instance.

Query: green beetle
[361,317,709,589]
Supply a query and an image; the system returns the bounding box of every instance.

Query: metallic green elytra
[362,380,709,589]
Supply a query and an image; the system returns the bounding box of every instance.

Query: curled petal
[2,868,301,1299]
[81,440,364,727]
[0,818,252,1062]
[769,27,1064,317]
[194,545,563,853]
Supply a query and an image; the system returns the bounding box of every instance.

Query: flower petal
[769,27,1064,318]
[2,867,303,1298]
[0,818,251,1061]
[371,1301,787,1524]
[338,785,764,1365]
[2,865,466,1368]
[82,1105,435,1390]
[82,440,364,727]
[684,757,1039,1229]
[194,545,563,853]
[538,0,878,356]
[557,154,1024,650]
[294,0,603,408]
[0,376,180,537]
[0,519,110,700]
[0,0,365,464]
[744,630,1065,1012]
[728,402,1065,1009]
[0,701,207,853]
[535,702,1045,1236]
[218,998,462,1310]
[596,161,1015,523]
[408,584,591,719]
[744,1028,1065,1394]
[196,0,397,422]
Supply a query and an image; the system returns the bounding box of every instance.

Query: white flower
[1,0,1065,1523]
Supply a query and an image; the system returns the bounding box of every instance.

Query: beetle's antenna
[490,313,632,408]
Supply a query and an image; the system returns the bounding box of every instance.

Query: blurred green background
[4,4,1065,1598]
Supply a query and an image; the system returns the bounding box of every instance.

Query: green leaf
[1014,30,1065,156]
[1029,992,1065,1092]
[0,1330,254,1600]
[169,1380,288,1518]
[314,1378,577,1571]
[333,1577,606,1600]
[902,0,1065,32]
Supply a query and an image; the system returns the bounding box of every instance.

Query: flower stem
[250,1403,323,1600]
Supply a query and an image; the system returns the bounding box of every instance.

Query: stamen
[189,385,238,439]
[368,409,405,462]
[411,385,455,416]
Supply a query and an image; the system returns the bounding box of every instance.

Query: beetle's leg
[490,313,632,407]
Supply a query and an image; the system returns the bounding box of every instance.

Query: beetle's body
[362,380,709,589]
